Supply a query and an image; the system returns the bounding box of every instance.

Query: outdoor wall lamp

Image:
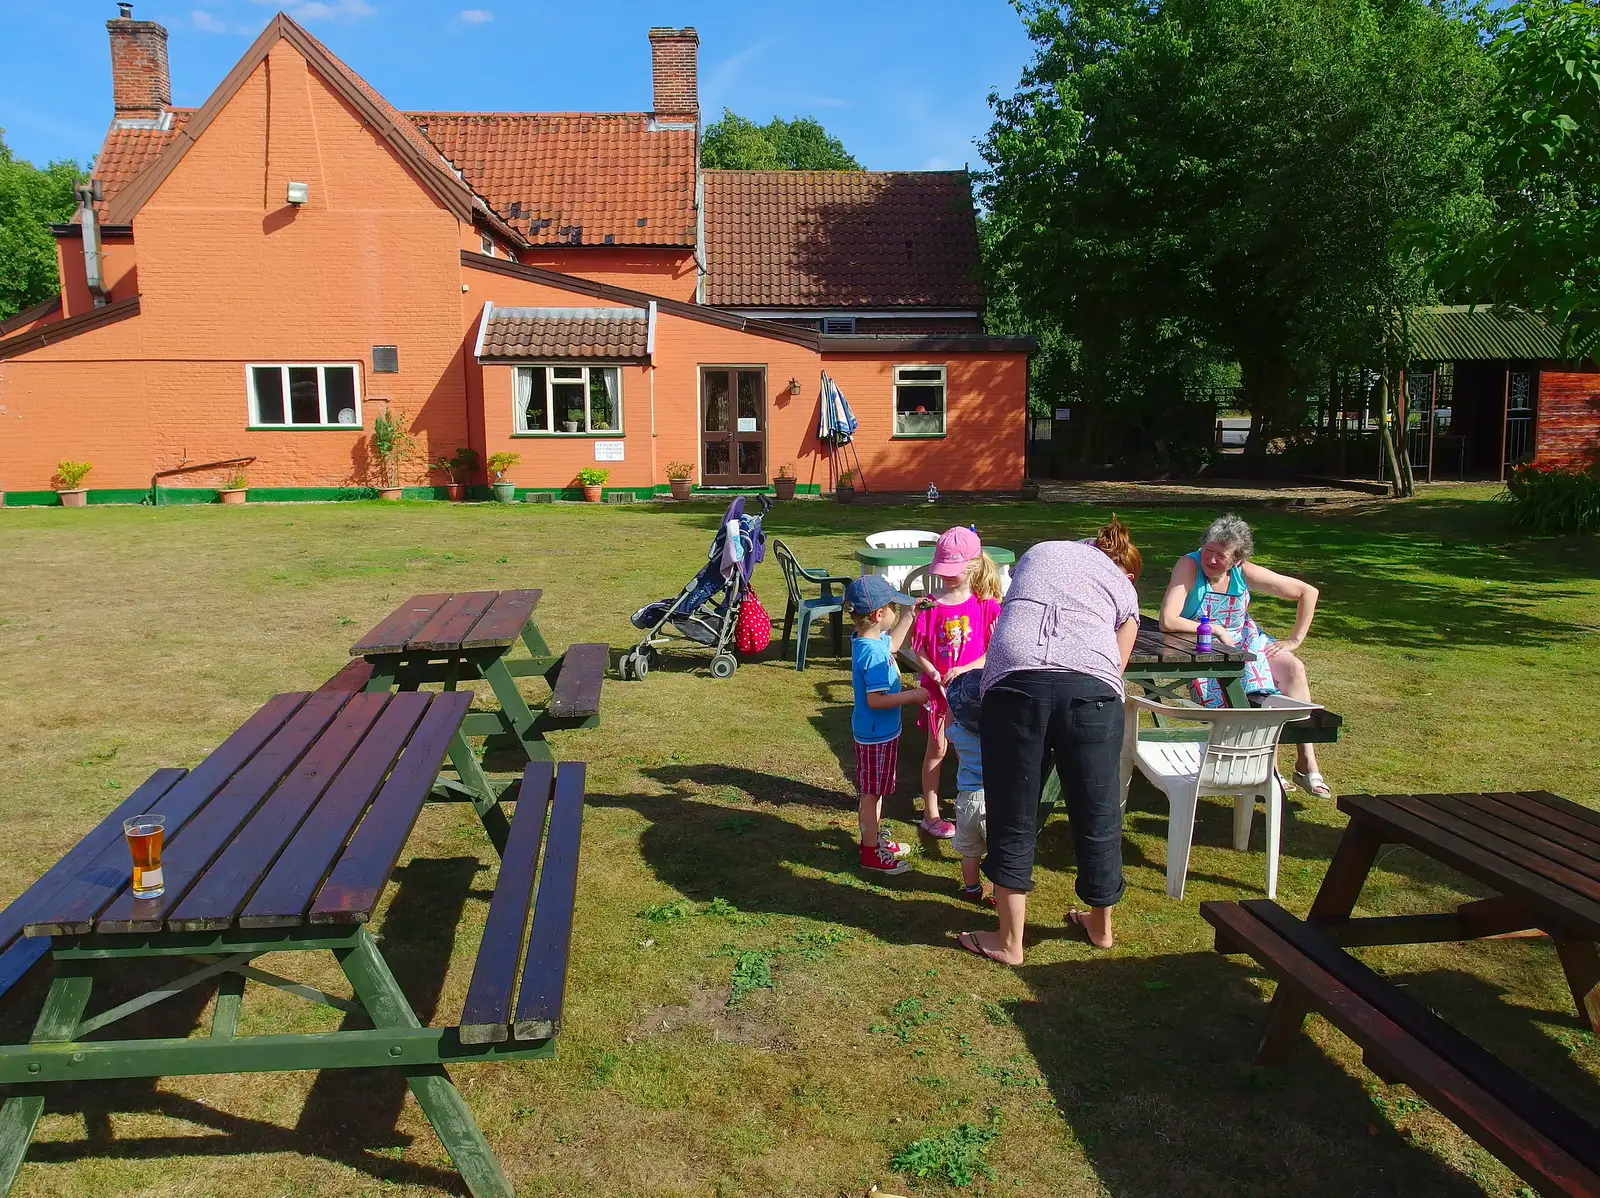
[286,181,309,206]
[788,377,801,396]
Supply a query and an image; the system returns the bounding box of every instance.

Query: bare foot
[1066,908,1114,949]
[956,930,1023,966]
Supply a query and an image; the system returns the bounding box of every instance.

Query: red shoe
[878,832,912,860]
[860,842,910,875]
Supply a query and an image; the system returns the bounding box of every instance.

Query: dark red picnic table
[0,690,586,1198]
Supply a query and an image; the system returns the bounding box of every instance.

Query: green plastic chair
[772,538,850,671]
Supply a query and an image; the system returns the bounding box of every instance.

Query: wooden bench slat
[1442,794,1600,884]
[1241,899,1600,1177]
[459,764,555,1044]
[27,695,309,937]
[513,761,586,1040]
[238,692,431,929]
[1339,794,1600,942]
[318,659,376,693]
[1482,790,1600,847]
[95,692,352,934]
[1202,901,1600,1198]
[308,692,473,923]
[460,589,543,650]
[409,592,497,653]
[168,694,391,932]
[546,644,607,720]
[3,768,187,950]
[351,593,450,657]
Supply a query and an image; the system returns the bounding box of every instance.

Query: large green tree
[981,0,1490,467]
[0,132,84,322]
[1437,0,1600,358]
[700,110,862,170]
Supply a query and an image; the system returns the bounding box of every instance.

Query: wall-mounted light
[788,377,801,396]
[286,181,309,206]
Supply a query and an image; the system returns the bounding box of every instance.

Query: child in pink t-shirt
[906,527,1003,839]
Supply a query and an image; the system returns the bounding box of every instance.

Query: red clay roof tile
[91,110,193,217]
[480,306,650,359]
[702,170,983,309]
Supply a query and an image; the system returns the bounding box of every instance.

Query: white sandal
[1292,770,1332,799]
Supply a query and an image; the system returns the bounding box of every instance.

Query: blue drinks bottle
[1196,613,1214,653]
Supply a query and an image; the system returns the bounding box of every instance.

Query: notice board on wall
[594,441,624,462]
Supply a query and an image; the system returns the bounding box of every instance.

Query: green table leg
[480,657,553,766]
[211,970,245,1039]
[520,619,553,660]
[447,731,511,856]
[0,962,94,1193]
[337,929,513,1198]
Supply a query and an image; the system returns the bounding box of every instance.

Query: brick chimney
[107,4,170,122]
[648,27,698,120]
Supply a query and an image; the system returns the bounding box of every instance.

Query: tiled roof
[1408,306,1565,362]
[91,110,193,218]
[480,306,650,359]
[408,113,696,247]
[702,170,984,309]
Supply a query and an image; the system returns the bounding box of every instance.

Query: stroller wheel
[634,650,650,680]
[617,652,634,681]
[710,652,737,679]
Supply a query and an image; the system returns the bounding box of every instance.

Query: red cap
[928,526,981,577]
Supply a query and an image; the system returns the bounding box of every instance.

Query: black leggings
[980,669,1125,907]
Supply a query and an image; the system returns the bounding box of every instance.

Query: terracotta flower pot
[668,478,691,500]
[377,487,403,502]
[58,489,88,508]
[774,477,796,501]
[583,484,603,503]
[218,488,247,505]
[445,483,465,502]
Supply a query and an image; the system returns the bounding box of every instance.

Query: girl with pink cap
[905,527,1004,839]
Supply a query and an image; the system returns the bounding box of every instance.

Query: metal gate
[1502,369,1536,476]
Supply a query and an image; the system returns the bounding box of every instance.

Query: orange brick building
[0,9,1030,504]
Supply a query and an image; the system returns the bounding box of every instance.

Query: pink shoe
[919,818,956,840]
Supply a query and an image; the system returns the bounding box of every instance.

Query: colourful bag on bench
[734,587,772,655]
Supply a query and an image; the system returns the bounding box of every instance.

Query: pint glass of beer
[123,814,166,898]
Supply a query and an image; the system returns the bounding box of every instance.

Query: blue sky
[0,0,1037,173]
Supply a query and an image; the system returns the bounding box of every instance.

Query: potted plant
[218,468,249,505]
[563,409,582,434]
[665,460,693,501]
[774,463,797,501]
[371,406,415,501]
[487,451,520,503]
[1021,477,1041,501]
[55,460,92,507]
[576,467,608,502]
[835,469,855,504]
[432,447,478,501]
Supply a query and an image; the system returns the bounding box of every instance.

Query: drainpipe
[75,181,106,308]
[148,455,256,505]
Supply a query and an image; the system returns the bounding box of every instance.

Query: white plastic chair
[1121,694,1321,900]
[903,566,932,598]
[866,530,939,590]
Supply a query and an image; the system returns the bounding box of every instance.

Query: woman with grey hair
[1158,514,1329,796]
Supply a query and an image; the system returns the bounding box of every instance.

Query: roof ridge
[406,111,655,120]
[703,168,971,177]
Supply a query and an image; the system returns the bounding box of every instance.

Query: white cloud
[285,0,376,22]
[191,9,231,33]
[458,8,493,23]
[702,40,775,113]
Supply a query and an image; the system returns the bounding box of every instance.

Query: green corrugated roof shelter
[1406,305,1565,362]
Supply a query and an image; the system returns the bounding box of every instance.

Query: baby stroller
[621,495,772,680]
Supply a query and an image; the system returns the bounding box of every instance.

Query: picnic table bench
[1201,789,1600,1198]
[338,590,605,851]
[0,690,585,1198]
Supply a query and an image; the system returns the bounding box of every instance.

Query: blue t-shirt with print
[944,719,983,792]
[851,634,903,744]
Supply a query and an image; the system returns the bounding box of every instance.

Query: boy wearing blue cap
[845,575,931,876]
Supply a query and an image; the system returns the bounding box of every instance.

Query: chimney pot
[648,27,698,121]
[107,7,170,121]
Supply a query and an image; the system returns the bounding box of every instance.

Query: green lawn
[0,490,1596,1197]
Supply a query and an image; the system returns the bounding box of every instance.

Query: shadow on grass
[6,856,485,1194]
[1010,950,1493,1198]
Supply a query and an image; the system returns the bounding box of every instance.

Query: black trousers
[980,669,1126,907]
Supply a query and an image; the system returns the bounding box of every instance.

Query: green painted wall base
[1,482,824,508]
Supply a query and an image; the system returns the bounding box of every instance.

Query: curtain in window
[598,368,619,431]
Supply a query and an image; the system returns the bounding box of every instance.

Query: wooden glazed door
[701,368,767,487]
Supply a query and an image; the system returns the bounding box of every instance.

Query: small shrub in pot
[488,451,521,503]
[665,460,693,500]
[55,460,92,507]
[576,467,609,502]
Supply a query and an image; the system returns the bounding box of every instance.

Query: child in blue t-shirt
[943,671,988,904]
[845,575,930,876]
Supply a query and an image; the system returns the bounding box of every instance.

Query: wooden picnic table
[344,590,605,852]
[0,690,585,1198]
[1281,790,1600,1035]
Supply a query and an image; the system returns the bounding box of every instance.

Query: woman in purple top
[958,535,1141,965]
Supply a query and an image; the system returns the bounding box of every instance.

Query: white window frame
[892,364,947,438]
[480,233,496,257]
[246,363,363,429]
[514,364,624,436]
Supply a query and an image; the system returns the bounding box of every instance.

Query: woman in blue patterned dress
[1158,514,1330,797]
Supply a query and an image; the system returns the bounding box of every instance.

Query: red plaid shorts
[854,737,900,798]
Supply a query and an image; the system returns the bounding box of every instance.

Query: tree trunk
[1376,370,1411,498]
[1239,352,1294,460]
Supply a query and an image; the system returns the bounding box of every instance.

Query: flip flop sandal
[1293,770,1332,799]
[956,931,1012,965]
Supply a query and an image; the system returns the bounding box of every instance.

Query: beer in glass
[123,814,165,898]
